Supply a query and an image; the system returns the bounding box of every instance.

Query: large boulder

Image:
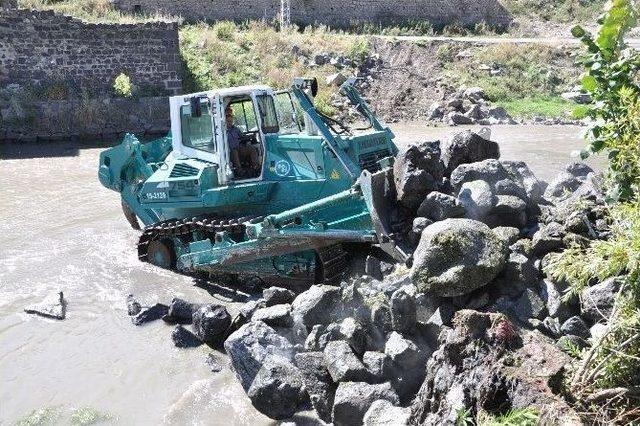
[385,332,429,401]
[487,195,527,228]
[295,352,337,423]
[192,304,231,346]
[545,162,594,201]
[501,160,545,206]
[291,285,342,329]
[172,325,202,348]
[450,159,509,192]
[364,399,411,426]
[457,180,496,222]
[390,286,417,334]
[532,222,565,256]
[252,304,293,328]
[224,321,295,391]
[411,219,508,297]
[263,286,296,307]
[246,356,305,420]
[333,382,400,426]
[416,191,465,221]
[324,340,371,383]
[560,316,590,339]
[442,130,500,175]
[164,297,200,324]
[580,277,621,322]
[393,141,444,210]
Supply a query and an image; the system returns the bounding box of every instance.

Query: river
[0,124,603,425]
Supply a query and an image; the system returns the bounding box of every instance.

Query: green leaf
[571,25,586,38]
[590,138,606,152]
[582,75,598,92]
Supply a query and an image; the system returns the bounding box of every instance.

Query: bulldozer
[98,77,409,288]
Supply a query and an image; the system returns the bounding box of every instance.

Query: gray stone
[385,331,425,367]
[252,304,293,328]
[224,321,295,391]
[464,103,483,120]
[442,131,500,175]
[411,217,433,245]
[324,340,371,383]
[390,286,417,334]
[540,279,572,322]
[427,102,444,120]
[494,178,528,201]
[24,291,66,320]
[411,219,508,296]
[417,191,465,221]
[239,298,266,319]
[580,277,621,322]
[126,294,141,316]
[492,226,520,245]
[561,91,592,104]
[393,141,444,210]
[488,195,527,228]
[545,162,594,201]
[362,351,391,380]
[247,356,305,420]
[542,316,562,337]
[291,285,342,329]
[513,288,547,321]
[192,304,231,346]
[415,291,442,323]
[165,297,200,324]
[427,303,456,327]
[532,222,565,255]
[172,325,202,348]
[446,111,474,125]
[132,302,168,326]
[561,316,590,339]
[590,323,608,341]
[304,324,325,351]
[501,160,545,205]
[369,296,392,333]
[450,159,509,191]
[365,255,383,281]
[488,106,509,120]
[295,352,336,423]
[463,86,486,101]
[262,287,295,307]
[363,399,411,426]
[339,317,368,355]
[457,180,496,222]
[492,251,539,298]
[326,72,347,87]
[332,382,399,426]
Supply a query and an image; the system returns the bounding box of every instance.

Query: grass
[17,0,179,23]
[498,97,574,119]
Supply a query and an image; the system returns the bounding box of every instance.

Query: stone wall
[0,95,171,142]
[0,9,182,95]
[112,0,511,29]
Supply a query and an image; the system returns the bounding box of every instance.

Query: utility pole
[280,0,291,29]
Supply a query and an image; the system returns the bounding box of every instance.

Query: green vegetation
[179,21,371,115]
[17,0,178,23]
[113,73,132,98]
[455,407,539,425]
[70,407,113,425]
[546,1,640,423]
[15,407,62,426]
[498,96,574,119]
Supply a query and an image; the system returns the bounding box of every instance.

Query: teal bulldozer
[98,78,409,288]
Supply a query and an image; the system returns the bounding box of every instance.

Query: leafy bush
[113,73,133,98]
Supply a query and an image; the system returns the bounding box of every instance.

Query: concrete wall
[112,0,512,29]
[0,9,182,94]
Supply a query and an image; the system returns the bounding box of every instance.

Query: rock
[457,180,496,221]
[494,178,529,201]
[411,219,508,297]
[164,297,199,324]
[415,291,441,323]
[193,304,231,346]
[393,141,444,210]
[557,334,588,352]
[545,162,594,201]
[532,222,565,255]
[240,298,266,319]
[580,277,621,322]
[488,106,508,120]
[446,111,474,125]
[501,160,545,206]
[126,294,141,316]
[339,317,368,355]
[561,91,592,104]
[247,356,305,420]
[332,382,399,426]
[295,352,336,423]
[324,340,371,383]
[205,353,223,372]
[442,131,500,175]
[540,279,572,322]
[365,255,383,281]
[224,321,295,391]
[291,284,341,329]
[492,251,539,298]
[385,332,426,367]
[385,332,430,399]
[390,286,417,334]
[172,325,202,348]
[464,103,483,120]
[326,72,347,87]
[450,159,508,191]
[416,191,465,221]
[369,297,393,333]
[427,303,456,327]
[364,399,411,426]
[427,102,444,120]
[411,217,433,245]
[590,323,608,341]
[362,351,391,380]
[314,53,329,65]
[513,288,547,321]
[263,287,295,307]
[463,87,486,101]
[561,316,590,339]
[304,324,326,351]
[252,304,293,328]
[24,291,66,320]
[493,226,520,245]
[132,303,168,326]
[488,195,527,228]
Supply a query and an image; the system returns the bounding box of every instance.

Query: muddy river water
[0,124,604,425]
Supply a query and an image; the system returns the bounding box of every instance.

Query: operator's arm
[227,126,241,170]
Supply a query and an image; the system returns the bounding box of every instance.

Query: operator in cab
[225,106,260,178]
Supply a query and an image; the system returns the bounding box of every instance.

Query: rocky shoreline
[125,129,608,425]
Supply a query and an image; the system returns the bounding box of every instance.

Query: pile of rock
[218,129,609,424]
[427,87,516,126]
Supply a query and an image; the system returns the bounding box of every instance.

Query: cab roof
[170,85,275,103]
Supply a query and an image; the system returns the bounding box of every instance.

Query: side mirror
[310,77,318,97]
[190,97,202,118]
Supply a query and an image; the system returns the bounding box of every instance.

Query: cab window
[257,95,280,134]
[229,99,257,132]
[180,102,216,153]
[274,92,304,135]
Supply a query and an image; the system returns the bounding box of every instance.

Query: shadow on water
[192,276,254,304]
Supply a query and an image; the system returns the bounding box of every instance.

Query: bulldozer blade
[359,169,411,263]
